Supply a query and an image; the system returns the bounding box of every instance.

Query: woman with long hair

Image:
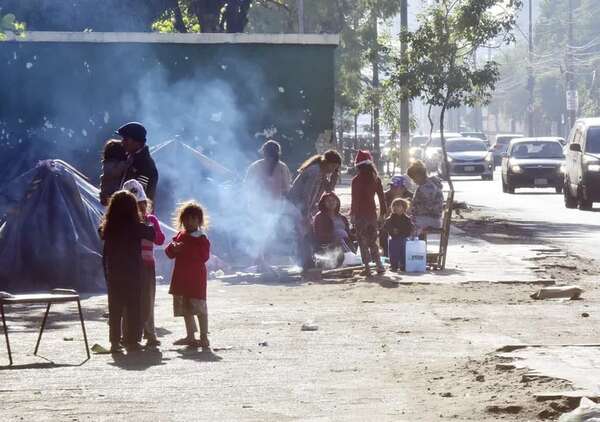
[100,190,155,353]
[287,149,342,269]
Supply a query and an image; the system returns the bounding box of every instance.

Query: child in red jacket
[165,201,211,348]
[351,150,387,276]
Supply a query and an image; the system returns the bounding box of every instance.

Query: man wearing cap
[116,122,159,201]
[380,175,413,256]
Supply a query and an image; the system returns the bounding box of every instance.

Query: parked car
[461,132,488,143]
[438,138,494,180]
[492,133,523,166]
[501,138,565,194]
[424,132,462,171]
[563,118,600,210]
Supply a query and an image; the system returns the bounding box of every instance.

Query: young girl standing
[123,179,165,348]
[100,190,155,353]
[350,150,387,276]
[165,201,211,348]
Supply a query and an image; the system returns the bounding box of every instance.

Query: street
[453,169,600,259]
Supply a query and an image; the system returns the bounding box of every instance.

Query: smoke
[134,64,297,265]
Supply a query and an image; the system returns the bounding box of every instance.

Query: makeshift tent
[0,159,175,292]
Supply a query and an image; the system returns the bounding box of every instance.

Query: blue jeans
[388,236,408,271]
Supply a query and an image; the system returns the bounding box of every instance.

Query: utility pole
[297,0,304,33]
[566,0,577,132]
[399,0,410,173]
[527,0,535,137]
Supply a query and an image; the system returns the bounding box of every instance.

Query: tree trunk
[354,113,358,151]
[371,12,381,171]
[439,105,454,193]
[172,0,187,32]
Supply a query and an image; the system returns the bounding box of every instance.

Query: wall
[0,32,338,183]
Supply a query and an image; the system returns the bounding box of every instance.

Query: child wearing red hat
[350,150,387,275]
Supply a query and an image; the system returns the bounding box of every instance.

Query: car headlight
[511,165,523,173]
[588,164,600,172]
[560,164,566,173]
[425,150,438,159]
[485,155,492,162]
[447,156,453,163]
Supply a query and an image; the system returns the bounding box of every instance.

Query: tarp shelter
[0,159,175,292]
[0,160,105,291]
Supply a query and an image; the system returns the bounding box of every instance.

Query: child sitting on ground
[383,198,415,272]
[123,179,165,348]
[312,192,351,268]
[99,140,131,206]
[165,201,211,348]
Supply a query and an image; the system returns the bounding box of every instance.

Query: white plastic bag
[343,251,362,267]
[559,398,600,422]
[405,238,427,273]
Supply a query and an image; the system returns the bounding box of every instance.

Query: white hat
[122,179,148,203]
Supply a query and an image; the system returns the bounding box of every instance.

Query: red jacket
[165,231,210,300]
[351,172,386,221]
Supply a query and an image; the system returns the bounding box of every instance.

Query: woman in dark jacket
[100,190,155,353]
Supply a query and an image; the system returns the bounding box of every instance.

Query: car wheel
[577,185,593,210]
[564,183,578,209]
[505,179,515,194]
[555,185,563,194]
[482,174,493,181]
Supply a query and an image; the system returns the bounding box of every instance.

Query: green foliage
[0,13,26,40]
[390,0,521,188]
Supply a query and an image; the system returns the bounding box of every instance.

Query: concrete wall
[0,32,338,182]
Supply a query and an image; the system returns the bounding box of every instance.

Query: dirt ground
[2,196,600,421]
[2,255,599,421]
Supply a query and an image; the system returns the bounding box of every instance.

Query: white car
[438,138,494,180]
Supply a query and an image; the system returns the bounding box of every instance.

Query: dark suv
[564,118,600,210]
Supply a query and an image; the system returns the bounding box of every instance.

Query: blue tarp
[0,159,175,292]
[0,160,105,291]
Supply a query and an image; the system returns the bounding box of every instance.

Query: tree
[0,12,25,40]
[390,0,521,191]
[2,0,254,33]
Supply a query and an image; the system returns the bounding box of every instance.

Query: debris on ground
[301,322,319,331]
[90,344,110,354]
[258,341,268,347]
[485,404,523,414]
[531,286,584,300]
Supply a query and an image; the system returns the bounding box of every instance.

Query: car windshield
[511,142,564,159]
[447,140,487,152]
[586,127,600,154]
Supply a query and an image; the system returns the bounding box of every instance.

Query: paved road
[452,169,600,259]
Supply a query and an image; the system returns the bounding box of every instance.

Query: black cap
[115,122,147,144]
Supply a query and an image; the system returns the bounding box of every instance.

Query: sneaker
[125,342,143,352]
[173,337,195,346]
[110,343,124,353]
[145,338,161,348]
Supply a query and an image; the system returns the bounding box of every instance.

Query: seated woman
[312,192,352,268]
[406,160,444,237]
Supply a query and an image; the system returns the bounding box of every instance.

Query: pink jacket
[142,214,165,267]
